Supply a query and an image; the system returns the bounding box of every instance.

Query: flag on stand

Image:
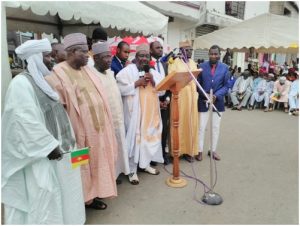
[71,147,90,169]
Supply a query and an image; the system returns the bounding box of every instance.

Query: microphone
[138,64,149,78]
[161,48,177,63]
[143,64,150,73]
[143,64,153,87]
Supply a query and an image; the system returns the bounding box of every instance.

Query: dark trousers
[161,108,170,155]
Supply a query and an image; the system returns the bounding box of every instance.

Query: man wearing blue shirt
[196,45,229,161]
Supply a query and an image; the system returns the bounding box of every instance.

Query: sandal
[128,172,139,185]
[85,198,107,210]
[144,166,160,175]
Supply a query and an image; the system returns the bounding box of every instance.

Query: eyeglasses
[137,54,150,58]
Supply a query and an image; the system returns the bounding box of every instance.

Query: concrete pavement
[86,109,298,224]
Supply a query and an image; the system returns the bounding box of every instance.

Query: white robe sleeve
[273,81,278,93]
[232,77,241,92]
[247,78,253,92]
[116,67,136,96]
[289,80,299,97]
[281,81,291,96]
[2,75,59,186]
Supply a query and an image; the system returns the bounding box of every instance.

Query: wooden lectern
[156,70,200,188]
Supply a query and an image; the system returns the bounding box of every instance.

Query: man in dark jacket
[111,41,130,76]
[197,45,229,161]
[150,41,171,165]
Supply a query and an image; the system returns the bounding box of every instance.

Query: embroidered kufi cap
[63,33,87,50]
[92,42,110,55]
[136,43,149,53]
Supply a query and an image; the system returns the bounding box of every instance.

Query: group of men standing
[2,29,230,224]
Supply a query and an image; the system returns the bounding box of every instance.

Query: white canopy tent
[1,1,169,109]
[5,1,168,37]
[193,13,299,54]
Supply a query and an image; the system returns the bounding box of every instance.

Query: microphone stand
[201,89,223,205]
[179,49,223,205]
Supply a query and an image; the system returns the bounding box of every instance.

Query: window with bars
[225,1,245,19]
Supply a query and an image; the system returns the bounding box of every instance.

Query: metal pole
[176,52,223,204]
[201,88,223,205]
[209,89,214,190]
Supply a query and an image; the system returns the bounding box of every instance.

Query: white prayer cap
[51,38,59,44]
[63,33,87,50]
[136,43,149,53]
[268,73,274,78]
[92,42,110,55]
[242,70,250,76]
[279,76,286,82]
[15,38,51,60]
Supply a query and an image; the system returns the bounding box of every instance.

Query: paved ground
[86,108,299,224]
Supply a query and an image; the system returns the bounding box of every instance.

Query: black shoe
[183,154,194,163]
[207,151,221,161]
[85,198,107,210]
[232,105,238,110]
[195,152,203,161]
[116,178,122,185]
[150,161,157,166]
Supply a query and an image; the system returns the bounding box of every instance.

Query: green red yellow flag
[71,147,90,169]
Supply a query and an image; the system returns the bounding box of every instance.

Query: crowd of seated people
[225,63,299,116]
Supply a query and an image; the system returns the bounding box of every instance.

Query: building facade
[145,1,299,69]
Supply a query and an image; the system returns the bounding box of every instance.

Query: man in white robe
[1,39,85,224]
[249,73,270,111]
[91,42,130,182]
[269,76,291,112]
[252,72,263,94]
[231,70,253,111]
[116,44,164,185]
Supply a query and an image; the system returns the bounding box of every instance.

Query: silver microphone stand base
[201,191,223,205]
